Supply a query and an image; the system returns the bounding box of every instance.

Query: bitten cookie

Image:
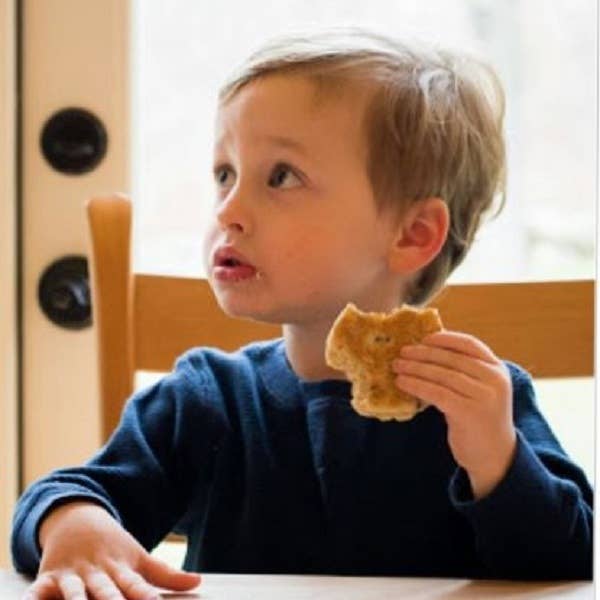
[325,303,443,421]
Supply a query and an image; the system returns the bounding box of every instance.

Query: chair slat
[87,196,135,440]
[134,275,593,378]
[432,280,593,378]
[134,275,281,371]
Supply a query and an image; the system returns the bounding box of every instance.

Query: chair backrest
[87,194,595,441]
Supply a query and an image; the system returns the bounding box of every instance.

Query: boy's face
[203,73,402,326]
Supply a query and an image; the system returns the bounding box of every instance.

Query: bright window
[131,0,595,282]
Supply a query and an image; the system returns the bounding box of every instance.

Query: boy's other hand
[24,501,201,599]
[392,330,517,500]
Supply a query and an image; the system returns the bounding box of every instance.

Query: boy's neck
[283,322,348,382]
[282,288,408,382]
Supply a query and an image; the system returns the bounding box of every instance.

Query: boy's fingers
[395,372,463,416]
[393,359,488,400]
[109,565,162,600]
[23,574,60,599]
[139,556,202,592]
[56,572,87,599]
[397,344,491,382]
[86,569,129,600]
[421,330,497,363]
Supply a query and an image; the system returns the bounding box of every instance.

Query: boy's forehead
[214,73,371,155]
[215,77,322,140]
[221,73,328,114]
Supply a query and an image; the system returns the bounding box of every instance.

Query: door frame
[21,0,130,486]
[0,0,19,568]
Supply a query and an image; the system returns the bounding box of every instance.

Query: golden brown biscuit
[325,303,443,421]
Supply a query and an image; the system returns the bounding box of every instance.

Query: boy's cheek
[202,227,219,270]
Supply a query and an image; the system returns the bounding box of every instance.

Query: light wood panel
[87,195,134,443]
[134,277,593,379]
[431,280,594,378]
[134,275,280,370]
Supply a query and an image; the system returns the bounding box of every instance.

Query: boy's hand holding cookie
[325,304,517,500]
[392,330,517,500]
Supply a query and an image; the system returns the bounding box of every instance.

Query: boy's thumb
[141,555,202,591]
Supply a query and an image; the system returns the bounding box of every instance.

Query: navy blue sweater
[12,339,593,579]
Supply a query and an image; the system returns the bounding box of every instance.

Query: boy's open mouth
[221,258,243,267]
[213,247,259,281]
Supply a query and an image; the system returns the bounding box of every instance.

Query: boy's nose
[216,190,252,235]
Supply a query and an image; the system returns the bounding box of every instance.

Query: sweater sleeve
[11,351,229,576]
[448,362,593,580]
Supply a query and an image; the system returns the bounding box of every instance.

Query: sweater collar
[258,338,352,403]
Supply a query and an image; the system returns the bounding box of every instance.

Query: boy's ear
[387,197,449,275]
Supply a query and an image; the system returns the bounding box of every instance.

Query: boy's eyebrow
[263,135,309,156]
[214,134,311,159]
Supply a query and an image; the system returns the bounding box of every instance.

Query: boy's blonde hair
[218,27,506,305]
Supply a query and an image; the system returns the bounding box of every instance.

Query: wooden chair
[86,194,594,443]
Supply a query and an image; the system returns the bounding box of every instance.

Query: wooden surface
[133,276,593,378]
[87,196,135,441]
[431,279,594,378]
[134,274,280,369]
[0,571,593,599]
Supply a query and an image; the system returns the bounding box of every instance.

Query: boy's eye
[214,165,234,187]
[213,162,302,190]
[268,163,302,189]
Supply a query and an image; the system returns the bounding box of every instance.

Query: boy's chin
[214,299,283,326]
[212,290,341,327]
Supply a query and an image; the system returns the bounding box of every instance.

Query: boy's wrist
[467,431,518,500]
[38,500,109,549]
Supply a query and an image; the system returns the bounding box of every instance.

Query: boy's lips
[212,246,259,281]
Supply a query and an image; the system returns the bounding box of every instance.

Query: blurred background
[132,0,595,283]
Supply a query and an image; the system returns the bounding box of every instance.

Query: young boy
[13,27,592,599]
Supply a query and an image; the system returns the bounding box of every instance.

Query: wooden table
[0,570,593,598]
